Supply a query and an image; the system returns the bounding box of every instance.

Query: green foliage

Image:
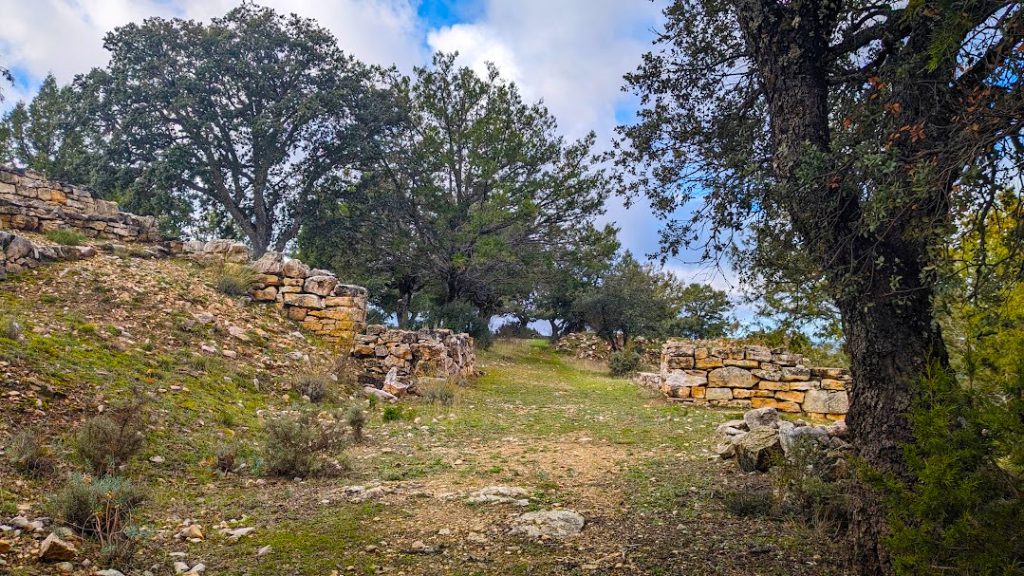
[770,436,851,533]
[213,442,238,473]
[670,282,735,340]
[84,4,396,254]
[213,263,258,297]
[300,52,609,331]
[608,349,641,376]
[43,229,87,246]
[878,366,1024,575]
[76,396,147,476]
[381,404,405,422]
[261,410,347,478]
[8,430,56,477]
[51,474,145,536]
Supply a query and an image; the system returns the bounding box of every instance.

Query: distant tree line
[0,4,734,347]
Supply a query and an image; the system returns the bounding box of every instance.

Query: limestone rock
[38,533,76,562]
[303,275,338,296]
[364,386,398,403]
[383,367,409,398]
[734,427,783,472]
[510,510,585,539]
[743,407,779,430]
[281,259,310,279]
[780,425,829,455]
[707,366,757,388]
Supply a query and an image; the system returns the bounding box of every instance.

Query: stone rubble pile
[0,230,98,278]
[351,325,477,391]
[655,340,851,419]
[0,167,161,242]
[715,407,849,472]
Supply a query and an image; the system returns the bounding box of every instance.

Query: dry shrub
[261,410,347,478]
[346,406,366,443]
[8,430,57,477]
[214,263,258,296]
[51,475,146,567]
[294,373,332,403]
[76,393,148,476]
[421,381,457,406]
[214,443,238,473]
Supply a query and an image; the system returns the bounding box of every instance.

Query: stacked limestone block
[659,340,851,420]
[0,167,161,242]
[248,251,368,348]
[351,325,477,387]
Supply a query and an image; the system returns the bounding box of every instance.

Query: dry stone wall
[0,230,100,278]
[0,167,160,242]
[655,340,851,420]
[181,242,369,348]
[351,325,477,389]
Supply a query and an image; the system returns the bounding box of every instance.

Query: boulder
[383,367,410,398]
[364,386,398,403]
[303,275,338,297]
[734,427,783,472]
[5,235,35,260]
[281,259,310,279]
[510,510,585,539]
[251,251,284,275]
[743,407,779,430]
[803,390,850,414]
[779,425,829,455]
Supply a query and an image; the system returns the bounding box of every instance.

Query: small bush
[294,373,331,403]
[608,349,642,376]
[8,430,56,477]
[1,316,24,341]
[422,382,457,406]
[52,475,145,536]
[381,404,405,422]
[213,443,238,473]
[214,263,258,296]
[76,395,148,476]
[771,435,850,534]
[44,229,86,246]
[346,406,366,443]
[719,488,776,517]
[262,410,347,478]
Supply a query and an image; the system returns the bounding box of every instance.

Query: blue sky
[0,0,743,304]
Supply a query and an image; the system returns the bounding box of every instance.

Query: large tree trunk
[732,1,949,572]
[836,238,949,574]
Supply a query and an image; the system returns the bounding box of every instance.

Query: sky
[0,0,746,310]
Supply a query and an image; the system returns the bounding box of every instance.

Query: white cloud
[0,0,425,91]
[427,0,664,142]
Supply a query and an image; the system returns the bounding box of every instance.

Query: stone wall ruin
[350,325,477,390]
[653,340,851,420]
[0,167,161,242]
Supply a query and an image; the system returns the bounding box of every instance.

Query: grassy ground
[0,249,851,575]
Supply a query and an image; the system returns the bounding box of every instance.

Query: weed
[8,430,56,477]
[214,443,238,473]
[421,381,457,406]
[44,229,87,246]
[346,406,366,443]
[1,316,24,341]
[214,263,258,296]
[294,373,332,403]
[719,488,776,517]
[381,404,404,422]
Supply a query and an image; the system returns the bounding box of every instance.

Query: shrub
[52,474,146,568]
[876,365,1024,574]
[8,430,56,477]
[1,316,24,341]
[346,406,366,443]
[52,475,145,536]
[76,395,148,476]
[214,443,238,473]
[294,373,331,403]
[214,263,258,296]
[422,382,457,406]
[261,410,347,478]
[608,349,642,376]
[44,229,86,246]
[771,435,850,534]
[381,404,405,422]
